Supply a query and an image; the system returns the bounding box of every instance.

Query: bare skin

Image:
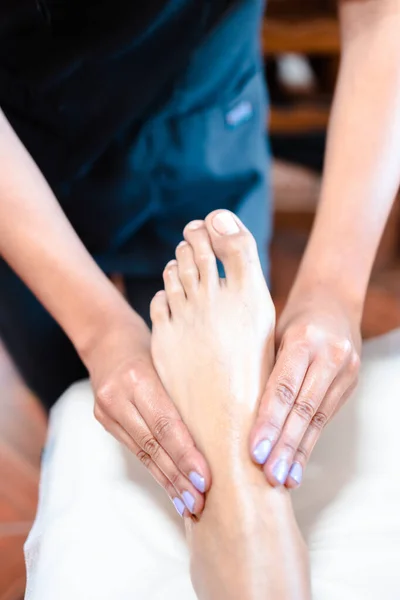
[2,0,400,513]
[151,210,310,600]
[251,0,400,487]
[0,108,211,507]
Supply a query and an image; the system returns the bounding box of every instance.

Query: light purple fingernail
[252,439,272,465]
[189,471,205,493]
[272,459,290,485]
[182,491,195,514]
[173,497,185,517]
[289,462,303,486]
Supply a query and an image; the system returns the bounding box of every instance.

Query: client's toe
[150,291,170,324]
[205,210,262,288]
[175,241,199,298]
[163,260,186,316]
[183,220,219,290]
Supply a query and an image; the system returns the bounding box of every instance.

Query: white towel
[25,330,400,600]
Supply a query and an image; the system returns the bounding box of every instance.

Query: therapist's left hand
[250,287,362,488]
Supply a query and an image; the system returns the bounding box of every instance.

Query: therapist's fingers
[110,397,205,517]
[120,401,205,516]
[285,378,359,489]
[96,411,175,500]
[262,356,337,486]
[96,408,199,518]
[93,352,211,497]
[250,340,310,466]
[131,360,211,495]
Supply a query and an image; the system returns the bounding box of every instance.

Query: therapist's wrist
[290,247,369,323]
[289,273,364,324]
[74,289,148,368]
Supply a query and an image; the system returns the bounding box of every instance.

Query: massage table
[24,330,400,599]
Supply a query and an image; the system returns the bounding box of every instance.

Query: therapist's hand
[84,311,210,517]
[250,287,361,488]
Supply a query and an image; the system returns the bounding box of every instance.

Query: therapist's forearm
[291,0,400,312]
[0,109,138,358]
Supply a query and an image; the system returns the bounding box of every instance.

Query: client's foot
[151,211,310,600]
[151,211,274,455]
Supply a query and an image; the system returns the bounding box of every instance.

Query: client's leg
[150,211,310,600]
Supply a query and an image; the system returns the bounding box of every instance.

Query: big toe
[204,210,263,287]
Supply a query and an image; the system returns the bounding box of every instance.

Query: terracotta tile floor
[1,216,400,600]
[0,347,46,600]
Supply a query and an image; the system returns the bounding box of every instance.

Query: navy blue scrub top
[0,1,270,280]
[0,1,231,187]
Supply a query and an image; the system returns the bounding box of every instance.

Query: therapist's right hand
[83,310,210,517]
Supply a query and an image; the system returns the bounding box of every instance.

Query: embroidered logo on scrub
[226,100,254,128]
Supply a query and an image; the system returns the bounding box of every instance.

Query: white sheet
[24,330,400,600]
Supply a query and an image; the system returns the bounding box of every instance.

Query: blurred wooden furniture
[264,0,339,135]
[263,16,339,55]
[263,1,400,270]
[0,345,46,600]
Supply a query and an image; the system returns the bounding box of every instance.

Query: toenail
[166,260,177,267]
[177,241,188,248]
[212,211,240,235]
[189,471,206,493]
[187,220,204,230]
[172,497,185,517]
[182,491,196,514]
